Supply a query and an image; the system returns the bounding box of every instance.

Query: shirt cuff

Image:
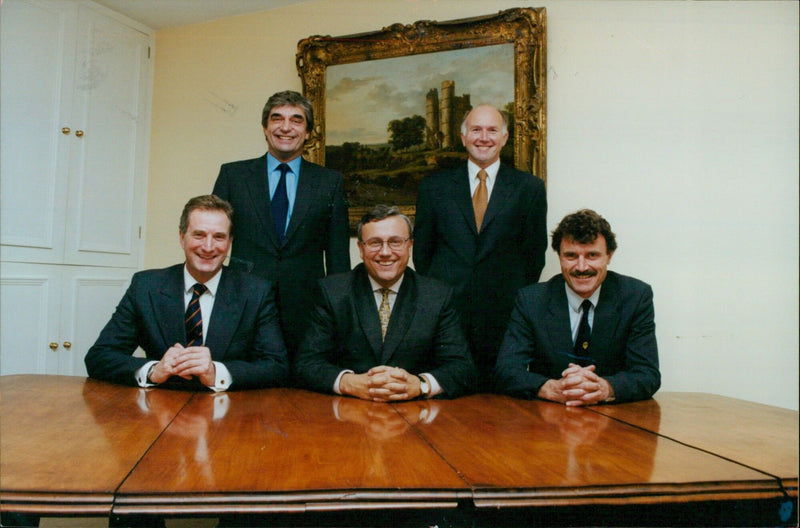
[420,373,442,397]
[333,369,354,394]
[136,360,159,387]
[209,361,232,392]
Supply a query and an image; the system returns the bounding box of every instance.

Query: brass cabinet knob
[49,342,58,350]
[63,341,72,349]
[75,130,84,138]
[61,127,71,135]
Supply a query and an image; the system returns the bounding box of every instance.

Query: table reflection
[331,397,441,440]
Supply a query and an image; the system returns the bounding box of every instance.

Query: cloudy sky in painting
[326,44,514,146]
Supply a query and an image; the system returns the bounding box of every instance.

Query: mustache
[570,270,597,278]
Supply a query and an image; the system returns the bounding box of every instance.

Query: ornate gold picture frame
[297,8,546,229]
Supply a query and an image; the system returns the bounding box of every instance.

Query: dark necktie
[185,283,207,347]
[271,163,291,244]
[472,169,488,232]
[574,299,592,354]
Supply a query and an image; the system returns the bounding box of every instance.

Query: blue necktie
[185,283,206,346]
[272,163,290,244]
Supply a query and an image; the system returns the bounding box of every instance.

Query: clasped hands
[340,365,421,402]
[538,363,614,406]
[148,343,216,387]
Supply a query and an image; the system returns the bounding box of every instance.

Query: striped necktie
[185,283,207,346]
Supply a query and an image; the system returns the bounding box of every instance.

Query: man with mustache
[493,209,660,405]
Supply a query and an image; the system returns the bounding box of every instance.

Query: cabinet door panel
[59,268,132,376]
[65,6,149,267]
[0,0,75,263]
[0,264,61,375]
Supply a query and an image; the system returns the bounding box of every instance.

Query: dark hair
[356,204,413,241]
[551,209,617,254]
[261,90,314,132]
[179,195,234,235]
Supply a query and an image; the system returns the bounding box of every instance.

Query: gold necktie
[378,288,391,340]
[473,169,488,232]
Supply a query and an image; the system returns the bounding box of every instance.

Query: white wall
[145,0,798,409]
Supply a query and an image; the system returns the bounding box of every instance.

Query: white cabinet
[1,0,151,267]
[0,0,152,375]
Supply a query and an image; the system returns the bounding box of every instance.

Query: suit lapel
[481,164,515,232]
[204,268,242,360]
[379,271,417,364]
[244,154,281,249]
[283,158,314,244]
[591,273,621,359]
[450,166,479,236]
[151,267,187,348]
[545,280,575,359]
[353,267,383,361]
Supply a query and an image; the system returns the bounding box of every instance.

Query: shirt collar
[467,159,501,181]
[267,152,302,175]
[183,266,222,296]
[565,282,601,312]
[368,273,404,294]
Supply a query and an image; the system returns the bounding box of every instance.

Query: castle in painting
[425,80,471,149]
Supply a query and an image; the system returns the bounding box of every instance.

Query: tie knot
[580,299,592,312]
[477,169,487,182]
[192,283,207,297]
[277,163,291,177]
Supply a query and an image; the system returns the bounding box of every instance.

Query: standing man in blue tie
[493,209,661,405]
[213,91,351,356]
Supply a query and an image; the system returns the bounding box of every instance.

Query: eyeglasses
[361,237,410,251]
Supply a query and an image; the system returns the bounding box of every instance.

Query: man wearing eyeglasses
[294,204,477,401]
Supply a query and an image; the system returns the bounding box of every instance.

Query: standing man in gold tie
[294,205,476,401]
[414,105,548,391]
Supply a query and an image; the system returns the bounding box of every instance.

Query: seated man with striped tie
[493,209,660,405]
[85,194,289,391]
[294,205,477,401]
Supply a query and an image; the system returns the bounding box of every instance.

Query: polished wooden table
[1,375,797,526]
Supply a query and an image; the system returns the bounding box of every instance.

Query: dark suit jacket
[294,264,477,398]
[413,163,547,384]
[493,271,661,403]
[213,154,350,353]
[85,264,289,390]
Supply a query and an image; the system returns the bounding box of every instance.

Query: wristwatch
[418,375,430,398]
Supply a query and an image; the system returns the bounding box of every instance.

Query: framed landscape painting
[297,8,546,230]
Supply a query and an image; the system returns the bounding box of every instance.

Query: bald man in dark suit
[414,105,547,390]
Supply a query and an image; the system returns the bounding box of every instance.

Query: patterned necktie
[272,163,291,244]
[574,299,592,355]
[378,288,391,341]
[472,169,488,232]
[185,283,207,346]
